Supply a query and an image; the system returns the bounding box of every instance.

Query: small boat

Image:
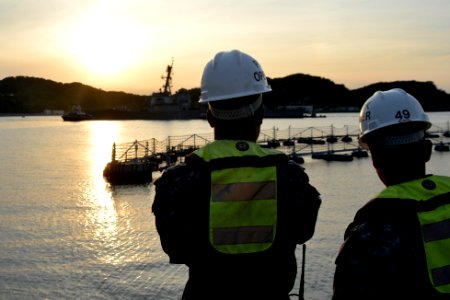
[282,127,296,147]
[283,139,295,146]
[341,135,353,143]
[326,125,338,143]
[352,148,369,158]
[425,131,440,138]
[443,121,450,137]
[312,152,354,162]
[62,105,93,121]
[341,126,353,143]
[266,139,281,148]
[434,142,450,152]
[297,137,325,145]
[326,135,338,143]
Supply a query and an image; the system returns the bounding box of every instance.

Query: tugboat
[62,104,94,121]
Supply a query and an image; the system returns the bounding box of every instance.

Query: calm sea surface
[1,112,449,300]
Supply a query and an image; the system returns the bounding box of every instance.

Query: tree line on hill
[0,75,449,114]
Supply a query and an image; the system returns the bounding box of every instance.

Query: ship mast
[149,58,175,108]
[162,58,173,95]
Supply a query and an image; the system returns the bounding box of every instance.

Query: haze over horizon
[1,0,450,95]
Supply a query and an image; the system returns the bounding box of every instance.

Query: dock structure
[108,122,450,170]
[108,133,214,171]
[259,124,362,157]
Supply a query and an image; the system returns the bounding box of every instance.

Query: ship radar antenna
[161,57,174,95]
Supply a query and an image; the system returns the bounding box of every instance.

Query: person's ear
[206,109,216,128]
[423,139,432,162]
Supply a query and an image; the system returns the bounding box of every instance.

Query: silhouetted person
[333,88,450,299]
[152,50,321,300]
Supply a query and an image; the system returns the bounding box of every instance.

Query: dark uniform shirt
[152,148,321,300]
[333,187,450,300]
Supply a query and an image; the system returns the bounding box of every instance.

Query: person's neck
[214,128,258,142]
[381,169,427,186]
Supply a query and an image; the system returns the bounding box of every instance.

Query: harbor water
[0,112,449,300]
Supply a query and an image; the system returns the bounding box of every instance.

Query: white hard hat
[359,88,431,149]
[199,50,272,103]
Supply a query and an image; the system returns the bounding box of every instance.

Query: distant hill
[347,81,450,111]
[265,74,450,112]
[265,74,350,111]
[1,75,449,114]
[0,76,148,114]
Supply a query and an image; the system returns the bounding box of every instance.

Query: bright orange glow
[68,6,145,76]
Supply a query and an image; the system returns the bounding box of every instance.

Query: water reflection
[84,121,126,264]
[89,121,118,204]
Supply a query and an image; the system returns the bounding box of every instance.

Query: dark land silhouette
[1,74,449,114]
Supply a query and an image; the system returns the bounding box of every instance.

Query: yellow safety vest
[377,175,450,294]
[194,140,286,255]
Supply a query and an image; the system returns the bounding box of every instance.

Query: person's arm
[332,204,422,300]
[283,160,321,244]
[333,220,380,299]
[152,165,189,263]
[152,155,210,264]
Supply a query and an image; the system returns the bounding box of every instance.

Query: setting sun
[68,7,145,76]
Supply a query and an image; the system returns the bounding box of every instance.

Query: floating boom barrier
[107,122,450,169]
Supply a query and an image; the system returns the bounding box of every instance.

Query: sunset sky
[1,0,450,96]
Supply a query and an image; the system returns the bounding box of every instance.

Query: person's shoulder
[155,153,207,184]
[345,196,420,241]
[283,159,309,182]
[355,197,417,222]
[278,159,321,202]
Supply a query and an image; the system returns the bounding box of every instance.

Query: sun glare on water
[69,7,145,76]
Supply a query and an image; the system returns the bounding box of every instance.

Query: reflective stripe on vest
[195,140,285,254]
[377,175,450,293]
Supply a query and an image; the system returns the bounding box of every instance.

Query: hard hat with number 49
[199,50,272,103]
[359,88,431,148]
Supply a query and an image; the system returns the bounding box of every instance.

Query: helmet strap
[383,130,425,146]
[208,95,262,120]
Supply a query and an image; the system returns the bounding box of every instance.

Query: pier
[108,122,450,169]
